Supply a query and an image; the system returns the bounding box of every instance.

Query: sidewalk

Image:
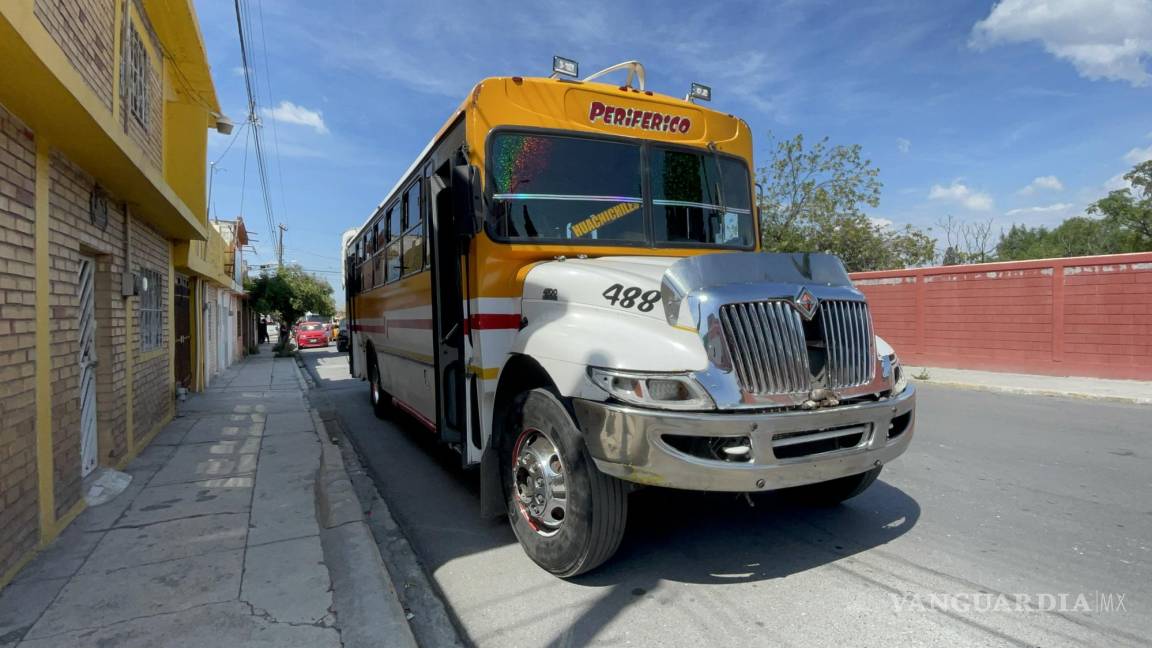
[0,350,412,647]
[906,365,1152,405]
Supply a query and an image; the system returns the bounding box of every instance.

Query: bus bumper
[570,385,915,492]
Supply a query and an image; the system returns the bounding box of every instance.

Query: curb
[909,377,1152,406]
[289,356,419,648]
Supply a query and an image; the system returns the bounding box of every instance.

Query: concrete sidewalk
[0,350,413,647]
[907,365,1151,404]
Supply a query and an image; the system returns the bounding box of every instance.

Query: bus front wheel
[505,389,627,577]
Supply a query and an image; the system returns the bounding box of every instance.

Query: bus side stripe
[464,313,522,334]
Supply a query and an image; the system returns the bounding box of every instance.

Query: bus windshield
[488,132,754,249]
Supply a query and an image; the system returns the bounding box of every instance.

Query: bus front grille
[718,299,875,395]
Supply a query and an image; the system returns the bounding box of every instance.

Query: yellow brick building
[0,0,225,585]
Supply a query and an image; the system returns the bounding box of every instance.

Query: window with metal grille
[139,268,164,351]
[126,24,149,128]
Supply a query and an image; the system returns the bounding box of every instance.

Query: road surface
[301,346,1150,647]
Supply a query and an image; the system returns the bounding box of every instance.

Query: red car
[295,322,329,348]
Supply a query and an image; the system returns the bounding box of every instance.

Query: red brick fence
[850,252,1152,381]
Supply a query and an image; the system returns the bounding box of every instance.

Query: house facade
[0,0,224,585]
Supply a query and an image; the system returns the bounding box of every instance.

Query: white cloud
[261,101,329,134]
[1017,174,1065,194]
[1123,144,1152,164]
[970,0,1152,87]
[896,138,911,154]
[1105,172,1133,191]
[1005,202,1074,215]
[869,216,894,229]
[928,181,995,211]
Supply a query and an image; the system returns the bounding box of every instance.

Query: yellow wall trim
[0,546,39,591]
[33,136,54,541]
[117,404,174,470]
[139,348,167,363]
[48,499,87,543]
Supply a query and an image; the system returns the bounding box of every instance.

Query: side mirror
[451,164,482,240]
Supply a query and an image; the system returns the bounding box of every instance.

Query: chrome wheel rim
[512,427,567,536]
[371,367,380,405]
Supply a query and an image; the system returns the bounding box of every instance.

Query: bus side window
[402,180,424,276]
[386,203,401,282]
[372,221,384,288]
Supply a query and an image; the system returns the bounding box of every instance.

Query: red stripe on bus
[353,313,520,335]
[463,313,522,334]
[389,318,433,330]
[392,397,436,432]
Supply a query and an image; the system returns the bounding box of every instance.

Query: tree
[1088,159,1152,248]
[996,160,1152,261]
[937,215,995,264]
[245,264,335,327]
[757,133,936,271]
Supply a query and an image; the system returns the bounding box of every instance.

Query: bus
[344,59,916,577]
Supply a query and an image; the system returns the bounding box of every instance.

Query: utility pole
[277,223,287,269]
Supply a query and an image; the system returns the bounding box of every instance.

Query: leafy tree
[996,160,1152,261]
[245,264,335,327]
[757,133,936,271]
[1088,160,1152,247]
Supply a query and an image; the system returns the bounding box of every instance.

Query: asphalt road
[301,346,1151,647]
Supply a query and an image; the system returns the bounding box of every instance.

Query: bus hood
[521,252,856,326]
[522,256,681,322]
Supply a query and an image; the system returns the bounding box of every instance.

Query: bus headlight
[589,368,716,411]
[886,354,909,395]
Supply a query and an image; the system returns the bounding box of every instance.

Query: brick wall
[0,106,40,577]
[130,217,171,443]
[34,0,116,110]
[47,152,129,516]
[851,253,1152,380]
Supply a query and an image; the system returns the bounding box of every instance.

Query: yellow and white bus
[345,59,915,576]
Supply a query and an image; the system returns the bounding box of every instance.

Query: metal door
[78,255,98,477]
[429,162,466,445]
[174,274,192,388]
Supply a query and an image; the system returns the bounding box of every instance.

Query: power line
[232,0,278,256]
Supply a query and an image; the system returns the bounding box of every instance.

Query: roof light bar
[552,56,579,79]
[687,83,712,103]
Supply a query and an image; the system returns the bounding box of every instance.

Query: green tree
[1088,159,1152,247]
[996,160,1152,261]
[757,133,936,271]
[245,264,335,326]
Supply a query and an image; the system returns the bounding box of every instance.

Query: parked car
[295,322,329,349]
[336,318,349,352]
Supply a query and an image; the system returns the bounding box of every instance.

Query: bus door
[429,161,467,445]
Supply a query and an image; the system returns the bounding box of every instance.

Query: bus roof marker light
[551,56,579,79]
[687,83,712,103]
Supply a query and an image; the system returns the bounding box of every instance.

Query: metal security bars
[719,302,810,395]
[819,300,875,389]
[719,299,875,395]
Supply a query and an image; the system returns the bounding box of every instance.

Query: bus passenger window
[386,240,401,282]
[402,181,424,275]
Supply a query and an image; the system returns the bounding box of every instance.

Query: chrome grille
[718,299,875,395]
[819,300,875,389]
[719,302,810,394]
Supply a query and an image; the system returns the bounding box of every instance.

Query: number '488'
[601,283,661,312]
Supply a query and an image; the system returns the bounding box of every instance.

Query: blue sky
[194,0,1152,302]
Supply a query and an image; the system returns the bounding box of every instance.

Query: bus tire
[792,466,882,506]
[505,389,627,578]
[369,356,390,419]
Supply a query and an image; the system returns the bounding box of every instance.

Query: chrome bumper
[571,385,916,492]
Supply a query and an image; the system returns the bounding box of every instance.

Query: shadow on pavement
[301,347,920,646]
